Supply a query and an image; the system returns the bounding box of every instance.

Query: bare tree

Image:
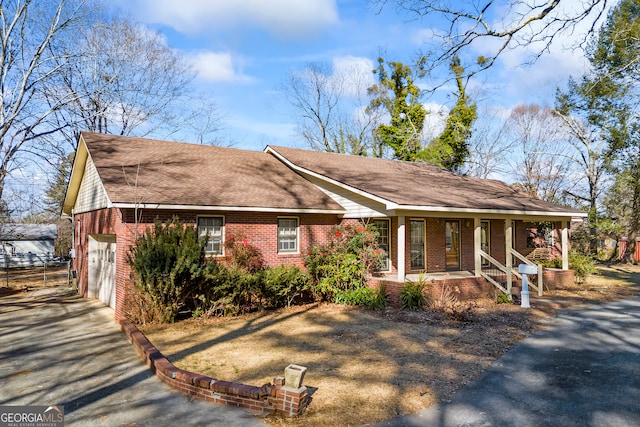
[464,107,513,179]
[45,16,196,150]
[505,104,573,203]
[374,0,610,80]
[282,62,382,155]
[0,0,89,202]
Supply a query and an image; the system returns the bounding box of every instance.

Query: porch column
[562,221,569,270]
[473,217,481,277]
[505,219,513,295]
[397,216,406,281]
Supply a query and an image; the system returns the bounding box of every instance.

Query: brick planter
[119,320,309,416]
[543,268,576,289]
[370,276,495,307]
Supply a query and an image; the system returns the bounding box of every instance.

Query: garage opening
[88,235,116,309]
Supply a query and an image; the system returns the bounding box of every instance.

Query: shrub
[126,217,208,323]
[496,292,511,304]
[334,284,387,310]
[401,281,426,310]
[224,234,265,273]
[569,252,596,283]
[305,222,384,300]
[260,265,312,308]
[539,252,596,283]
[199,265,262,316]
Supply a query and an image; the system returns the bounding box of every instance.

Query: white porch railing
[479,250,512,298]
[479,249,544,298]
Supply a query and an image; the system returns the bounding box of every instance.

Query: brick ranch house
[63,132,587,319]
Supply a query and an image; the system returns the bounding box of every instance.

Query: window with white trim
[373,219,391,271]
[198,216,224,255]
[278,217,298,253]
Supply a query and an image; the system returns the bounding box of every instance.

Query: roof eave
[62,134,89,216]
[389,203,587,220]
[111,202,346,215]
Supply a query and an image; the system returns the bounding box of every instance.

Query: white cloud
[188,51,254,83]
[331,56,375,98]
[463,0,611,104]
[422,102,448,140]
[129,0,338,38]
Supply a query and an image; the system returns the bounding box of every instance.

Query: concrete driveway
[0,285,267,426]
[377,297,640,427]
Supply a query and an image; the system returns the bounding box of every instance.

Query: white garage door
[88,235,116,310]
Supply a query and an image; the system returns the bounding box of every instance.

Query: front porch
[373,215,578,305]
[370,266,575,308]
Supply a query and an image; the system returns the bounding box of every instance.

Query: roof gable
[267,146,585,217]
[69,133,343,213]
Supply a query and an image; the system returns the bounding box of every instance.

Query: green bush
[539,257,562,269]
[496,292,511,304]
[260,265,312,308]
[126,217,208,323]
[539,252,596,283]
[224,234,265,273]
[401,281,426,309]
[305,223,384,300]
[334,284,387,310]
[569,252,596,283]
[368,283,388,310]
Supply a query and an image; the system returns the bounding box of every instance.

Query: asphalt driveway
[377,297,640,427]
[0,285,267,426]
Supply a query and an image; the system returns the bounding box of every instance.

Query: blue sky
[107,0,599,152]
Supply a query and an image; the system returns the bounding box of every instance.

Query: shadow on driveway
[0,286,267,426]
[375,297,640,427]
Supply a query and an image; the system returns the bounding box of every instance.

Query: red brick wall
[73,208,134,320]
[460,219,474,271]
[370,276,496,307]
[426,218,446,273]
[74,208,548,320]
[73,208,343,319]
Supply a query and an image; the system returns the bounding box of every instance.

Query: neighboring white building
[0,224,57,268]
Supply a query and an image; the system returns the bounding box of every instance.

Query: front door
[445,220,460,271]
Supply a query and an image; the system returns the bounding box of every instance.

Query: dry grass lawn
[0,264,68,296]
[139,264,640,426]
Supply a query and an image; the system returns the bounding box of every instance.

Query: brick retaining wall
[119,320,309,417]
[370,276,496,307]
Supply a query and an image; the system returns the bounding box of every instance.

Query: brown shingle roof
[80,132,343,212]
[268,146,584,215]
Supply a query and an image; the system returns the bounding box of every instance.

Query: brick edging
[119,320,309,416]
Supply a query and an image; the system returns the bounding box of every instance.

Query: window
[481,221,490,267]
[198,217,224,255]
[373,219,390,271]
[410,219,425,270]
[278,218,298,253]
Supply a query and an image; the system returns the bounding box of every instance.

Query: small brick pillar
[270,375,309,416]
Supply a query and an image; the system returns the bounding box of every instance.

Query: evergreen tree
[367,58,427,161]
[45,153,74,217]
[419,58,477,173]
